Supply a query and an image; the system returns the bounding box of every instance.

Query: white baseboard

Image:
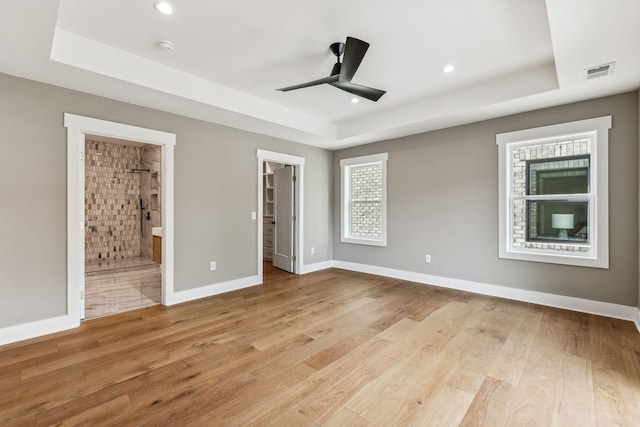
[332,261,638,324]
[0,276,261,347]
[300,261,334,274]
[3,264,637,347]
[165,275,261,306]
[0,314,79,347]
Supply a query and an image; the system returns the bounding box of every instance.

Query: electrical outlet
[311,247,315,255]
[210,261,216,271]
[425,255,431,263]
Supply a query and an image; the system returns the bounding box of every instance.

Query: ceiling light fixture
[154,2,173,14]
[442,64,455,73]
[351,97,360,104]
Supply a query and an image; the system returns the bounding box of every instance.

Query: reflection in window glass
[349,163,383,239]
[340,153,388,246]
[527,156,589,195]
[525,155,590,243]
[527,201,589,243]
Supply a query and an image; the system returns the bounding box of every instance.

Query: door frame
[256,150,305,280]
[65,114,176,320]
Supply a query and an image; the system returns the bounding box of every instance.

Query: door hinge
[292,256,297,262]
[80,290,84,300]
[292,215,296,222]
[292,175,297,182]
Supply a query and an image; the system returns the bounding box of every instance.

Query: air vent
[584,62,615,80]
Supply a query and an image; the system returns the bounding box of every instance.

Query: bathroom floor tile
[85,262,161,319]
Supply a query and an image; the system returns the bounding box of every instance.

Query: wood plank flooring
[1,264,639,426]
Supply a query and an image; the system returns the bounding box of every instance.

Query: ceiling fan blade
[339,37,369,82]
[330,80,386,102]
[277,75,339,92]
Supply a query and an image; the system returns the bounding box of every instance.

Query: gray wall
[0,73,333,328]
[334,92,639,306]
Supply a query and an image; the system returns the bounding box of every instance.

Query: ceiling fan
[277,36,386,102]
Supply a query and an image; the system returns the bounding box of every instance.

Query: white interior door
[273,166,294,272]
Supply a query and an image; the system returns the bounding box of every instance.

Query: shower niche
[151,171,159,189]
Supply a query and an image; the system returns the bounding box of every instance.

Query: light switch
[251,212,257,220]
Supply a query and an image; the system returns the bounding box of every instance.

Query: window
[340,153,388,246]
[497,116,611,268]
[526,156,590,243]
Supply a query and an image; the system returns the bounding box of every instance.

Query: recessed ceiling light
[442,64,455,73]
[154,2,173,14]
[351,97,360,104]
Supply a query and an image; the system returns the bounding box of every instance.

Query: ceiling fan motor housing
[330,42,345,58]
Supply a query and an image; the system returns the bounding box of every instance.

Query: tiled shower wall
[85,140,141,261]
[140,144,161,260]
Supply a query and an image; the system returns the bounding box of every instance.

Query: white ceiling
[1,1,639,149]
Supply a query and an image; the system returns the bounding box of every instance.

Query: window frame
[340,152,388,247]
[496,116,611,268]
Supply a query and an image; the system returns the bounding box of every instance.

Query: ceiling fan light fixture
[154,1,173,15]
[350,97,360,104]
[442,64,455,73]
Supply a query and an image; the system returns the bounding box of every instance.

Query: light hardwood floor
[1,264,639,426]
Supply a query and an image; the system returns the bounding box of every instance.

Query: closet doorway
[263,161,295,273]
[257,150,304,281]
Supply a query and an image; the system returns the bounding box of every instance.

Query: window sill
[341,236,387,247]
[499,247,607,269]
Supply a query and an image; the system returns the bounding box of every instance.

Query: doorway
[65,114,176,321]
[263,161,295,273]
[256,150,305,282]
[83,136,162,318]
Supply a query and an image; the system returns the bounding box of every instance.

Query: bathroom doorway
[83,136,162,319]
[65,113,175,324]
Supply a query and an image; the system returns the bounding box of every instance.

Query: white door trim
[64,113,176,321]
[256,150,305,281]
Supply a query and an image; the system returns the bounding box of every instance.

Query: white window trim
[497,116,611,268]
[340,153,388,247]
